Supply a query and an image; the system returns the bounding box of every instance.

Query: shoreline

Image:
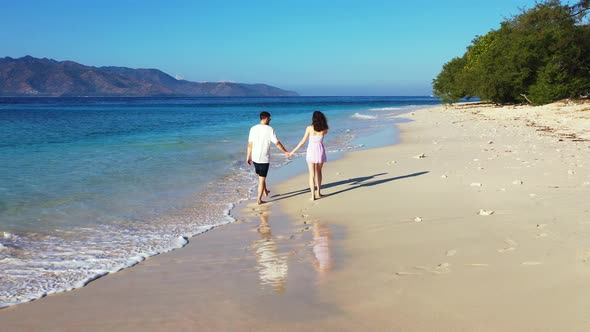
[0,98,428,309]
[2,100,590,330]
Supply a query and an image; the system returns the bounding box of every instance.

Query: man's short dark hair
[260,111,271,120]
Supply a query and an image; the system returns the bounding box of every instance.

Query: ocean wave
[0,171,248,309]
[351,113,377,120]
[369,107,401,111]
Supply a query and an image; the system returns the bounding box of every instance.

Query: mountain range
[0,56,298,97]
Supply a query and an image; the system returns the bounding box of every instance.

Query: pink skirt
[306,142,327,163]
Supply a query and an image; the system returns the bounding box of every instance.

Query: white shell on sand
[478,209,494,216]
[414,217,423,222]
[414,153,426,159]
[470,182,482,187]
[512,180,524,185]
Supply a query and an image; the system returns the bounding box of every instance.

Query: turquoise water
[0,96,440,307]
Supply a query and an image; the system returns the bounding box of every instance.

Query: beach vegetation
[433,0,590,105]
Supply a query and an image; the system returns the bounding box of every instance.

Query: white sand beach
[2,101,590,331]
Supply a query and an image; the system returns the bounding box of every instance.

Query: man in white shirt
[247,111,289,204]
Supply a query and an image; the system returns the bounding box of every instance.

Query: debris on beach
[414,217,423,222]
[470,182,482,187]
[414,153,426,159]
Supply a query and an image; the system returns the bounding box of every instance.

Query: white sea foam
[369,107,402,111]
[0,97,439,309]
[352,113,377,120]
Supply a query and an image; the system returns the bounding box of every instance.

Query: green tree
[433,0,590,105]
[432,56,469,104]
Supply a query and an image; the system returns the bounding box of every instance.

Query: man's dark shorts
[253,162,270,177]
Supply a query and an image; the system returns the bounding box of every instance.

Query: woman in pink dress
[288,111,329,200]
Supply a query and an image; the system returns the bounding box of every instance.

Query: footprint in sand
[446,249,457,257]
[498,247,516,253]
[299,226,311,232]
[430,262,451,274]
[577,250,590,262]
[498,238,518,253]
[395,271,423,276]
[522,261,543,266]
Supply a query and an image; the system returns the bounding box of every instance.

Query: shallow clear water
[0,96,440,307]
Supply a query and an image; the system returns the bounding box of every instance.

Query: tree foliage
[433,0,590,105]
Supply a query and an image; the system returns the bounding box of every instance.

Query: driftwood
[520,94,533,104]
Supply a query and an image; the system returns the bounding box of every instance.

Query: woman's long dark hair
[312,111,329,132]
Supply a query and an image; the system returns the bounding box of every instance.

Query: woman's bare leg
[316,162,324,197]
[307,162,316,200]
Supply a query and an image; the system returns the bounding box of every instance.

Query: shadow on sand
[272,171,429,201]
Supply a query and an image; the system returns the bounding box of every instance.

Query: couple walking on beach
[247,111,329,204]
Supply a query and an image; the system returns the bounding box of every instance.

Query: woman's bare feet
[264,188,271,197]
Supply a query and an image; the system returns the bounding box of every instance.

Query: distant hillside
[0,56,299,97]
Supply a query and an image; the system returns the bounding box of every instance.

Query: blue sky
[1,0,556,95]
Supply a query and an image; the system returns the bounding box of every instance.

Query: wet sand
[2,101,590,331]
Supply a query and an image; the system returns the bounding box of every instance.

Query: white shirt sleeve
[248,127,255,143]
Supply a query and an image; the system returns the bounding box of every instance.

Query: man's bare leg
[257,176,267,204]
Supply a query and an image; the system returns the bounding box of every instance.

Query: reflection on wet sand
[312,222,332,281]
[253,213,288,293]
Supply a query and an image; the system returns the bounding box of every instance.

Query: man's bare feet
[257,200,267,205]
[264,188,271,197]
